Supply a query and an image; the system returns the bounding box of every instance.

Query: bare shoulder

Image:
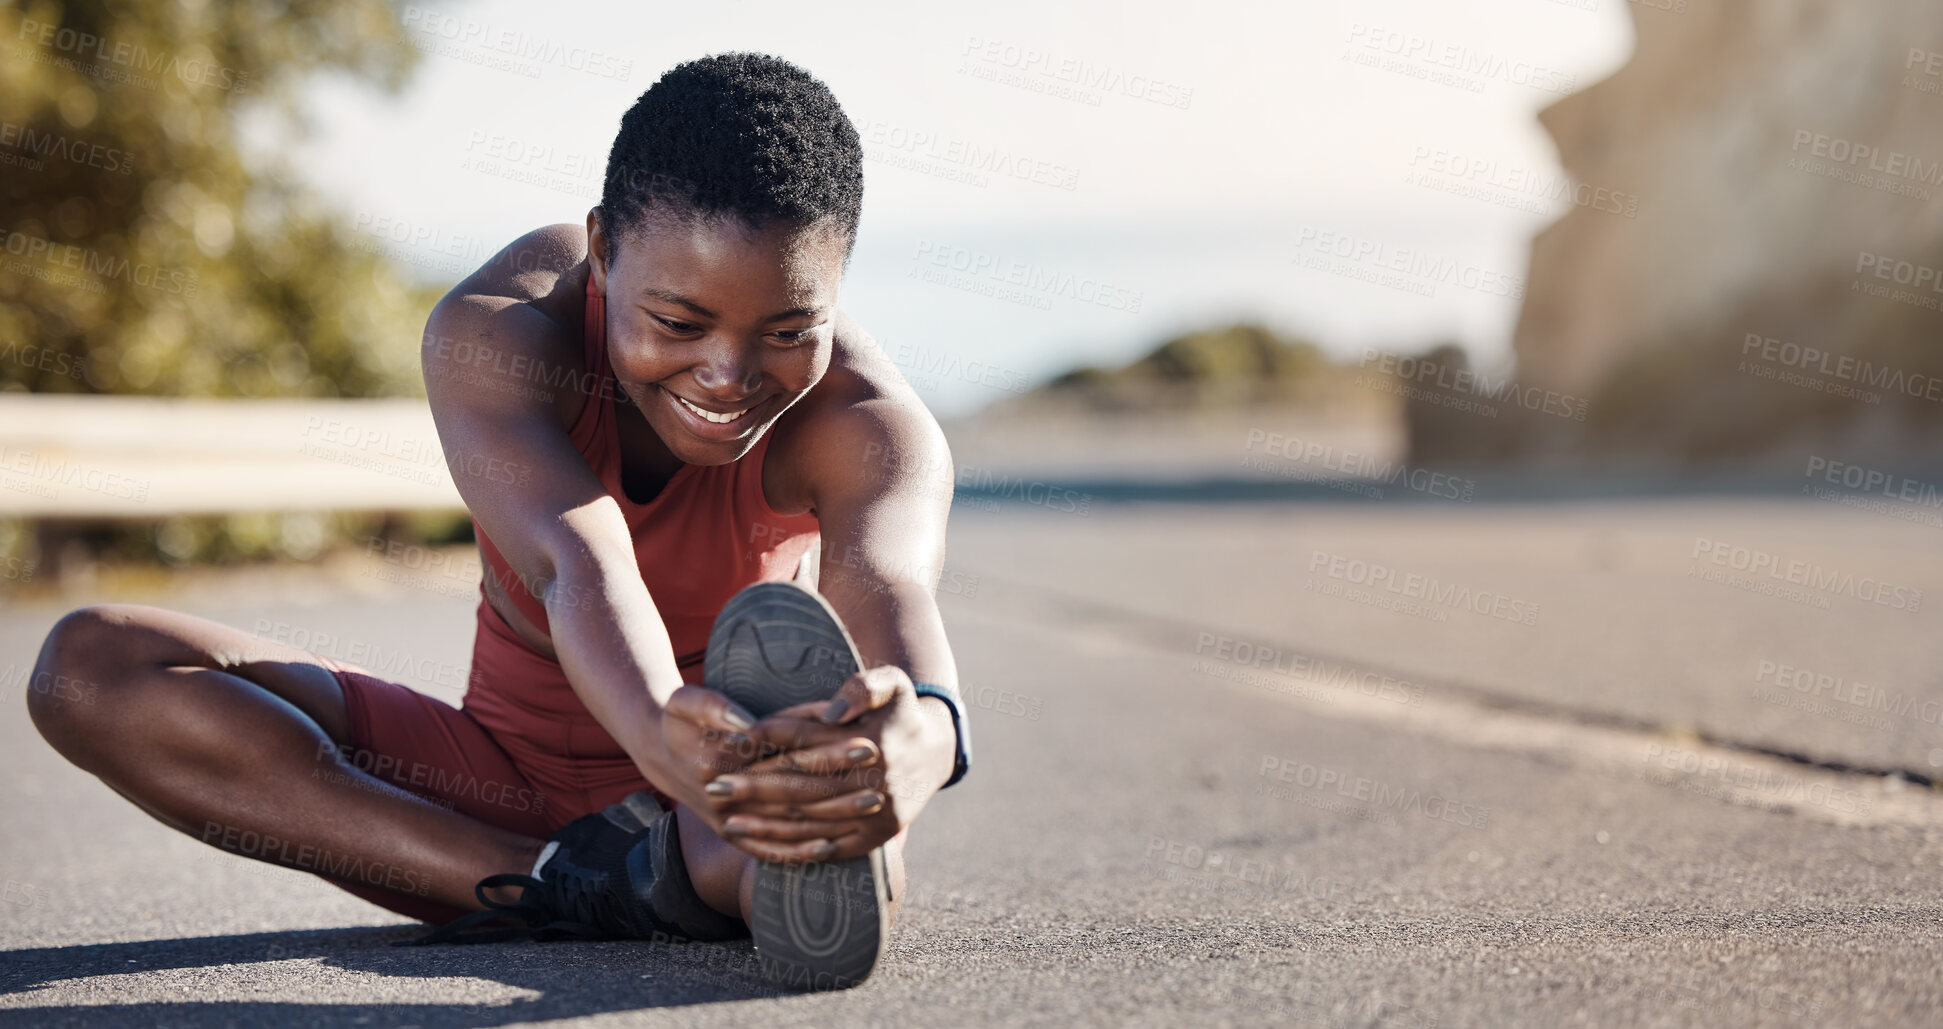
[422,224,593,428]
[451,223,589,308]
[769,312,953,513]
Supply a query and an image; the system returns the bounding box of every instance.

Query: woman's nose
[689,340,762,397]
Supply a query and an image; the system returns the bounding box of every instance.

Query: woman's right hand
[641,683,764,829]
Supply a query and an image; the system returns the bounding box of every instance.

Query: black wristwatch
[911,682,971,789]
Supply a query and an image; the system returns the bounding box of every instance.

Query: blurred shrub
[3,510,475,592]
[0,0,440,399]
[1040,323,1344,411]
[0,2,479,575]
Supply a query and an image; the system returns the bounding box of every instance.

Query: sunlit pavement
[3,498,1940,1027]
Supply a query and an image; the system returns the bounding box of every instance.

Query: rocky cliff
[1464,0,1943,462]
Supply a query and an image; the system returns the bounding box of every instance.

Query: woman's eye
[771,324,825,345]
[655,317,700,335]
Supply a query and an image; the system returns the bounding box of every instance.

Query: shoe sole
[704,581,888,991]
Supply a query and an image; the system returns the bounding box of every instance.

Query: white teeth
[673,393,750,424]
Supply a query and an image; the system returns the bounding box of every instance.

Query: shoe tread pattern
[704,582,888,990]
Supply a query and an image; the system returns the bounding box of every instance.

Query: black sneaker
[405,792,742,945]
[705,581,891,991]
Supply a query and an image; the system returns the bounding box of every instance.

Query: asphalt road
[3,497,1941,1027]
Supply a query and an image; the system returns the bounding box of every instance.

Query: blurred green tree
[0,0,438,397]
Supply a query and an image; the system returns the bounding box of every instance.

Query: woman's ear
[586,207,609,295]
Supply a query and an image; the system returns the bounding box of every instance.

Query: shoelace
[399,861,613,946]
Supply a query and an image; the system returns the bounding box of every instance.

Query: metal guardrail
[0,395,1421,520]
[0,395,463,517]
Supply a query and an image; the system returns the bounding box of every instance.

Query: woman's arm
[419,272,778,849]
[700,334,964,861]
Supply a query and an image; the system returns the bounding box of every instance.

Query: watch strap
[911,681,971,789]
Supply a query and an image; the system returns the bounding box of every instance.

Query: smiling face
[587,207,849,466]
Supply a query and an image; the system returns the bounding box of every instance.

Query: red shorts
[318,662,673,924]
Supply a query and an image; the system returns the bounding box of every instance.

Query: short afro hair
[600,52,864,255]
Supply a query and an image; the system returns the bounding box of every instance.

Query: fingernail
[724,821,748,838]
[855,792,884,812]
[846,745,875,762]
[705,779,734,797]
[723,705,755,731]
[815,840,837,860]
[821,699,851,724]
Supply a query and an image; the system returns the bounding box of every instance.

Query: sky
[265,0,1634,416]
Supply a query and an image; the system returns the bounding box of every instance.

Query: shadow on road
[0,925,788,1026]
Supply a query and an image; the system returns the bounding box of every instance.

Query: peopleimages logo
[1291,226,1524,299]
[0,230,198,297]
[1790,130,1943,186]
[1855,251,1943,294]
[0,122,134,173]
[400,6,633,81]
[909,240,1143,313]
[200,822,430,896]
[0,446,150,502]
[1359,349,1587,421]
[1406,146,1639,218]
[1307,550,1541,626]
[959,36,1193,110]
[1688,537,1922,611]
[1802,456,1943,507]
[1739,333,1943,404]
[858,120,1080,191]
[1257,755,1490,829]
[317,742,545,814]
[16,19,249,91]
[1754,659,1942,728]
[1193,632,1426,706]
[1799,456,1943,529]
[1243,430,1476,501]
[1638,743,1874,818]
[252,618,472,694]
[953,465,1093,515]
[887,341,1031,395]
[1343,23,1577,95]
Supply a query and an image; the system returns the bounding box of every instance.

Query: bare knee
[27,604,153,751]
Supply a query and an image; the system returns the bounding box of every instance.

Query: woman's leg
[26,603,543,913]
